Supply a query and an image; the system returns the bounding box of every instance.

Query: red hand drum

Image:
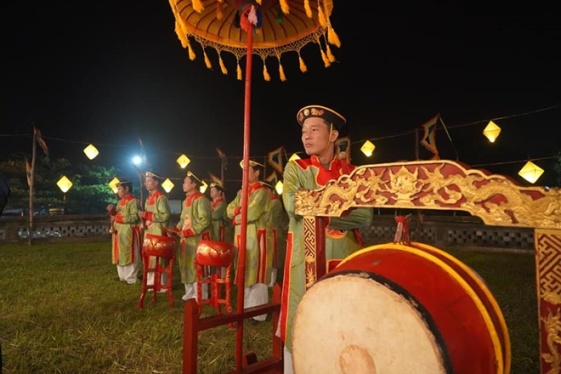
[196,240,234,267]
[292,242,510,374]
[142,233,176,258]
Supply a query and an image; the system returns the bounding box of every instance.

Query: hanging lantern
[199,181,208,193]
[275,180,283,195]
[162,178,174,193]
[360,140,376,157]
[83,144,99,160]
[177,154,191,169]
[108,177,120,193]
[56,176,73,193]
[518,161,544,184]
[289,153,301,162]
[483,121,501,143]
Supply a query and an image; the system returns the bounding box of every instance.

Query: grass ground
[0,241,538,373]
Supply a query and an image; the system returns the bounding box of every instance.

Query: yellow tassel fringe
[279,62,287,81]
[327,26,341,48]
[204,51,212,69]
[219,56,228,75]
[320,49,331,68]
[237,63,242,81]
[280,0,289,14]
[263,65,271,81]
[304,0,312,18]
[192,0,204,13]
[326,45,335,62]
[187,40,196,60]
[299,56,308,73]
[318,5,327,27]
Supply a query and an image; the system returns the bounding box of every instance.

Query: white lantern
[177,154,191,169]
[162,178,174,193]
[83,144,99,160]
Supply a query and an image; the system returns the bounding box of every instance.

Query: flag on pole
[216,147,228,170]
[24,157,32,187]
[420,114,440,160]
[267,146,285,174]
[33,127,49,156]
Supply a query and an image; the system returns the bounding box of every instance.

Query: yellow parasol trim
[298,55,308,73]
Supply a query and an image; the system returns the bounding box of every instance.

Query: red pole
[235,21,253,372]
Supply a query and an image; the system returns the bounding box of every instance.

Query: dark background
[2,0,560,199]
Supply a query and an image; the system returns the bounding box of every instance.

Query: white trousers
[244,283,268,321]
[146,272,168,292]
[283,347,294,374]
[182,282,209,301]
[117,262,139,284]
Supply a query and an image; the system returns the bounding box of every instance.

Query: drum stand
[138,250,175,309]
[195,262,233,316]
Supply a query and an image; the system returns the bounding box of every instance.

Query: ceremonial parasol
[167,1,341,371]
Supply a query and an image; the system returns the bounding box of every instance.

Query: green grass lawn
[0,241,538,373]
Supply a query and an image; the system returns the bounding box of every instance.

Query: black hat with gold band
[116,180,133,189]
[145,171,162,182]
[296,105,346,131]
[239,160,265,170]
[186,171,202,185]
[209,182,225,193]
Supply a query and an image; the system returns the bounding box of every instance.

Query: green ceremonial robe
[176,191,211,284]
[143,190,171,268]
[111,193,141,266]
[280,155,374,352]
[210,197,233,243]
[227,182,270,287]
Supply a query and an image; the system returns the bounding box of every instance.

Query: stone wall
[0,213,535,251]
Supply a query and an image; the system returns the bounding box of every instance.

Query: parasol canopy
[169,0,341,81]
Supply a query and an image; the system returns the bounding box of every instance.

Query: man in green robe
[227,160,270,323]
[138,171,171,290]
[209,182,233,244]
[279,105,374,372]
[107,180,142,284]
[172,172,211,301]
[262,181,286,287]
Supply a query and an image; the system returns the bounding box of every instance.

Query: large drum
[292,242,510,374]
[142,233,176,258]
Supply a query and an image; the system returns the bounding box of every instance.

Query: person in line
[172,171,211,301]
[261,181,287,287]
[279,105,374,372]
[138,171,171,290]
[227,160,270,323]
[106,180,142,284]
[208,182,233,244]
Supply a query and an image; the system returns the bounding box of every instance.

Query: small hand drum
[196,240,234,267]
[143,233,176,258]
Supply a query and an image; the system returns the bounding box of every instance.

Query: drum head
[293,273,449,374]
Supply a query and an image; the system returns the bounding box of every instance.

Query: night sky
[2,0,560,196]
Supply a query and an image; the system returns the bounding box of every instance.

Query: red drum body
[292,242,510,374]
[196,240,234,267]
[142,233,176,258]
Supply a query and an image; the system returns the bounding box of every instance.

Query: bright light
[132,155,143,166]
[518,161,544,184]
[200,181,208,193]
[275,180,283,195]
[162,178,174,193]
[360,140,375,157]
[57,176,73,193]
[483,121,501,143]
[83,144,99,160]
[108,177,120,193]
[177,154,191,169]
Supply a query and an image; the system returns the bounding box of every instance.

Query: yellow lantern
[199,181,208,193]
[108,177,120,193]
[360,140,376,157]
[483,121,501,143]
[289,153,301,162]
[57,176,73,193]
[275,180,283,195]
[518,161,544,184]
[177,154,191,169]
[162,178,174,193]
[83,144,99,160]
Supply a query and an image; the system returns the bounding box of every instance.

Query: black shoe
[250,319,260,325]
